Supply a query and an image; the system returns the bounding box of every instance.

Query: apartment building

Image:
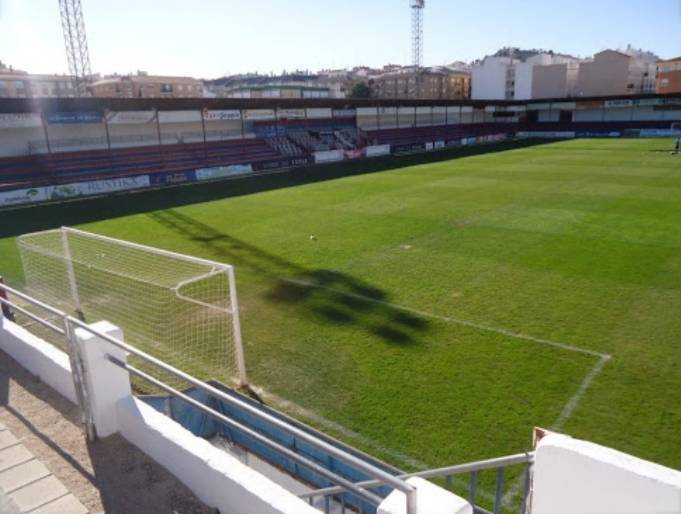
[206,73,347,99]
[576,50,656,97]
[0,62,77,98]
[656,56,681,94]
[472,52,580,100]
[90,73,203,98]
[370,68,471,100]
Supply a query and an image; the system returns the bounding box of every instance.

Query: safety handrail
[301,452,534,514]
[0,282,68,335]
[68,316,417,509]
[107,355,384,508]
[0,280,418,514]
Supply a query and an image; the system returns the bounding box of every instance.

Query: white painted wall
[532,433,681,514]
[574,109,604,122]
[603,108,633,122]
[378,477,472,514]
[514,62,535,100]
[538,110,560,122]
[75,321,131,438]
[0,127,47,157]
[116,396,321,514]
[472,57,509,100]
[0,316,77,404]
[0,316,321,513]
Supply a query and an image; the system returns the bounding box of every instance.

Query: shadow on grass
[0,139,554,239]
[148,209,428,346]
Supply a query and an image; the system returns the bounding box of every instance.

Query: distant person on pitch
[675,137,681,155]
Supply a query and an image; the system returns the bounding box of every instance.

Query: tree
[349,82,371,99]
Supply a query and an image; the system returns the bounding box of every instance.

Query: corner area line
[279,276,610,358]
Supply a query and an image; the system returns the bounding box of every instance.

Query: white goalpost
[17,226,248,389]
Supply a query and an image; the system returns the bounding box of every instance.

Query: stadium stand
[0,137,285,190]
[265,136,305,157]
[365,120,678,148]
[0,96,678,195]
[365,123,516,147]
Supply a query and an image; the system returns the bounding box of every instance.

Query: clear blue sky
[1,0,679,78]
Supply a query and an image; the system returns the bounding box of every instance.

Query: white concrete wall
[398,107,416,128]
[0,316,77,404]
[0,126,47,157]
[0,316,321,513]
[378,477,472,514]
[46,123,108,153]
[107,122,159,148]
[378,107,398,129]
[533,433,681,514]
[603,108,633,122]
[631,107,663,121]
[204,119,243,141]
[116,396,320,514]
[158,121,204,145]
[472,58,508,100]
[514,62,534,100]
[574,109,604,122]
[75,321,131,438]
[663,109,681,121]
[356,107,378,130]
[538,110,560,122]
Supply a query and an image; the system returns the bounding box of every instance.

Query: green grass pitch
[1,138,680,476]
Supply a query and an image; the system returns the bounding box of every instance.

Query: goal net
[17,227,247,390]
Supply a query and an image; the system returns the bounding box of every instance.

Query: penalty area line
[273,275,614,506]
[551,353,612,431]
[502,353,612,506]
[258,388,502,503]
[278,275,611,359]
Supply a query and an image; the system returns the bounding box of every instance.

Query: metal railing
[300,452,534,514]
[0,280,418,514]
[0,281,96,441]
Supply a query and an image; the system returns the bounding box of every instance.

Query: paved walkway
[0,349,213,514]
[0,420,88,514]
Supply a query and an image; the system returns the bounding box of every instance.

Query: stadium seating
[265,136,305,157]
[0,138,285,190]
[365,120,677,148]
[365,123,516,147]
[2,118,676,192]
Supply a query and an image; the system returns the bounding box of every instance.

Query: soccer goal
[17,227,248,389]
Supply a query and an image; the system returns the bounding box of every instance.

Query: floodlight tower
[59,0,92,96]
[410,0,425,68]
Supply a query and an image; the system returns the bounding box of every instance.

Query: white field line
[258,388,430,470]
[276,274,614,508]
[501,353,612,506]
[551,354,612,431]
[260,388,500,504]
[278,275,611,359]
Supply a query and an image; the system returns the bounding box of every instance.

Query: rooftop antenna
[59,0,92,96]
[410,0,425,68]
